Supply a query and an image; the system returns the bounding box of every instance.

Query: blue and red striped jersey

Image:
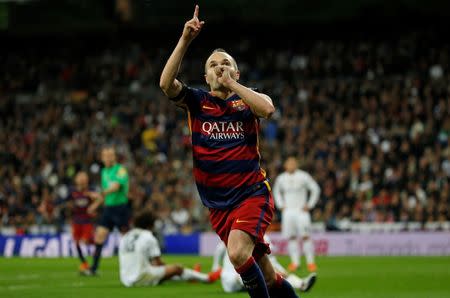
[69,189,94,224]
[174,86,270,209]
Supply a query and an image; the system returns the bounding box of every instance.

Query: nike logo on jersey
[202,105,215,110]
[236,219,250,224]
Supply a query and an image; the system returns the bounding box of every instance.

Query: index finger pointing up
[193,4,199,18]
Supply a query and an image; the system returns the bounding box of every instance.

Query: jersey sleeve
[272,175,285,209]
[144,235,161,259]
[170,86,205,113]
[304,173,321,209]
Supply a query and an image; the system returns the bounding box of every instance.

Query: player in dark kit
[68,171,101,273]
[160,5,299,298]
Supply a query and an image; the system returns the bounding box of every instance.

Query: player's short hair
[212,48,228,54]
[205,48,239,72]
[74,171,88,180]
[101,144,116,152]
[134,209,156,230]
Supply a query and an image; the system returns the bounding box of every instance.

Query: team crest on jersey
[118,167,127,177]
[75,197,89,207]
[231,99,246,111]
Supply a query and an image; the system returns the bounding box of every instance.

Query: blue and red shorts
[72,223,94,243]
[209,191,275,260]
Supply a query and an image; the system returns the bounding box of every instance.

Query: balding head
[204,48,238,73]
[204,49,240,91]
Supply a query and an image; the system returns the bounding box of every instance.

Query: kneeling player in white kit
[212,236,317,293]
[273,156,321,272]
[119,210,221,287]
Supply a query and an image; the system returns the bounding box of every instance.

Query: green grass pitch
[1,256,449,298]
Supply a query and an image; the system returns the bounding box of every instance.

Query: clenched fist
[215,65,237,88]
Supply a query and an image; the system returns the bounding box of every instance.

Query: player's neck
[210,89,234,100]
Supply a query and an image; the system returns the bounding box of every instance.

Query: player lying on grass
[212,237,317,294]
[118,209,221,287]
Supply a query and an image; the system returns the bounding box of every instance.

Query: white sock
[212,242,226,271]
[288,239,299,266]
[269,255,288,276]
[286,274,303,289]
[180,268,209,282]
[303,238,315,265]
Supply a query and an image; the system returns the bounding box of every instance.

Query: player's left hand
[303,206,310,212]
[181,5,205,42]
[87,203,99,215]
[215,65,236,88]
[86,191,100,199]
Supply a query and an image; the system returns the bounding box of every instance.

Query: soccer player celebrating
[119,210,221,287]
[68,171,101,273]
[160,5,299,297]
[86,146,130,275]
[273,156,321,272]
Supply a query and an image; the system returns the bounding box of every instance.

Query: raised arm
[160,5,205,98]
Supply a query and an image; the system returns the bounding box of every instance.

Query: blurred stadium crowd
[0,30,449,234]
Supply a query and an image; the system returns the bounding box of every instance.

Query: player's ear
[204,73,210,85]
[235,70,240,81]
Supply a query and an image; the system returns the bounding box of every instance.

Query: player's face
[204,52,239,90]
[284,158,298,173]
[101,148,116,168]
[75,172,89,190]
